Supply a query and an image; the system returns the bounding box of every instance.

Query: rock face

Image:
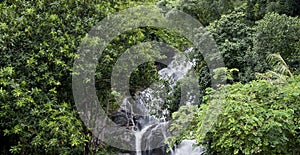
[109,109,171,155]
[110,111,137,129]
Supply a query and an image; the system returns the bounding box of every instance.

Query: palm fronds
[266,53,294,78]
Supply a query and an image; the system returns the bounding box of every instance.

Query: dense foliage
[0,0,299,154]
[0,1,109,154]
[0,0,158,154]
[169,73,300,154]
[158,0,234,26]
[166,1,300,154]
[245,0,300,20]
[208,10,258,82]
[253,12,300,74]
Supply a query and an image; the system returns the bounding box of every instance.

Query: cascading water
[117,48,204,155]
[135,125,154,155]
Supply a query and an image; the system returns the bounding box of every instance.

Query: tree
[158,0,234,26]
[245,0,300,21]
[253,12,300,75]
[0,0,117,154]
[208,11,260,83]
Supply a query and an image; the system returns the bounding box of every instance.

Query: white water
[174,140,205,155]
[135,125,153,155]
[118,48,204,155]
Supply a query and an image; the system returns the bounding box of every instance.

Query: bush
[169,75,300,155]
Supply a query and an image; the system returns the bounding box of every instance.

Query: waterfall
[135,125,154,155]
[116,47,204,155]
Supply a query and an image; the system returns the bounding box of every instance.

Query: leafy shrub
[200,76,300,154]
[169,74,300,154]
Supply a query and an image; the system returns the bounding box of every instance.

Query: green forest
[0,0,299,154]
